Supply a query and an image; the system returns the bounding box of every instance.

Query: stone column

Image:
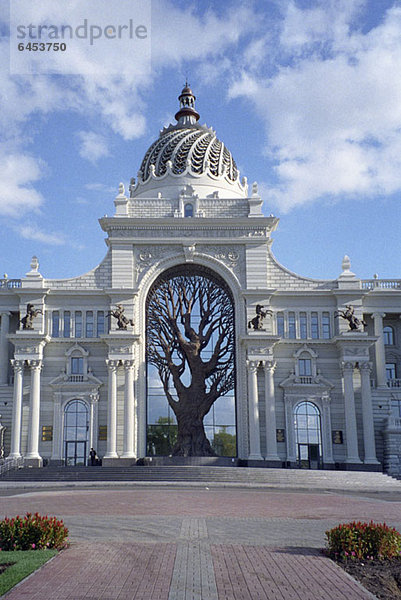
[0,312,10,385]
[359,362,379,464]
[263,360,280,461]
[89,392,99,452]
[25,360,43,462]
[121,360,136,458]
[104,360,119,459]
[7,360,24,459]
[247,360,262,460]
[284,396,296,463]
[321,394,334,464]
[51,393,62,463]
[372,313,387,388]
[342,362,361,463]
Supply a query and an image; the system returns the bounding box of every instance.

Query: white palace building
[0,86,400,477]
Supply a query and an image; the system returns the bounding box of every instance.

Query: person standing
[89,447,97,466]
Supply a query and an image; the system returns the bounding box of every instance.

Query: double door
[298,443,320,469]
[65,440,87,466]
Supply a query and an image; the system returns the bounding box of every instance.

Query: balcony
[387,379,401,389]
[362,279,401,290]
[0,279,21,289]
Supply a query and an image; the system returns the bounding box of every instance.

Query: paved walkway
[1,486,397,599]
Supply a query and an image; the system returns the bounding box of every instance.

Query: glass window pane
[300,313,307,339]
[52,311,59,337]
[277,313,284,337]
[311,313,319,339]
[75,311,82,338]
[97,311,105,336]
[86,311,94,338]
[64,311,71,337]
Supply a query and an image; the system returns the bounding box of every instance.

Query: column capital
[0,311,11,318]
[341,361,355,372]
[262,360,276,373]
[106,359,119,371]
[123,359,135,370]
[27,359,42,371]
[358,361,372,373]
[246,360,259,373]
[11,359,24,372]
[89,391,99,404]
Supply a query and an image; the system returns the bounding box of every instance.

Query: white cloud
[230,2,401,211]
[0,151,45,216]
[15,224,66,245]
[85,182,116,193]
[77,131,109,163]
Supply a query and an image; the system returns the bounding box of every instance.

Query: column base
[346,457,362,464]
[248,453,263,461]
[364,458,380,465]
[264,455,280,462]
[6,453,21,461]
[24,456,43,468]
[102,456,120,467]
[120,452,136,459]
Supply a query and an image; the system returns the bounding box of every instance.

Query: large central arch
[146,264,237,457]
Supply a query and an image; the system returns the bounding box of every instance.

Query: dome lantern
[175,82,200,125]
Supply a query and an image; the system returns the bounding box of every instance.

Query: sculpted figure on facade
[19,303,42,330]
[335,305,366,331]
[248,305,270,331]
[107,305,134,330]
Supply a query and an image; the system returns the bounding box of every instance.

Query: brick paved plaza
[1,485,400,599]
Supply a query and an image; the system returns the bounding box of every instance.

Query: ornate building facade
[0,86,400,475]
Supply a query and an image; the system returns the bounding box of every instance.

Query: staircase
[1,465,401,492]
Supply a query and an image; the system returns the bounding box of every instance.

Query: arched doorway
[146,264,237,457]
[63,400,89,466]
[294,401,322,469]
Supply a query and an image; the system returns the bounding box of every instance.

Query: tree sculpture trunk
[146,266,235,457]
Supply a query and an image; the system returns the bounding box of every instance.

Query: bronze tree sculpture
[146,266,235,457]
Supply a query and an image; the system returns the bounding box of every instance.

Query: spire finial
[175,83,200,125]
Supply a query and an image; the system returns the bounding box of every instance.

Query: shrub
[326,521,401,561]
[0,513,68,551]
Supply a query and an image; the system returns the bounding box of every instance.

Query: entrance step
[1,465,401,492]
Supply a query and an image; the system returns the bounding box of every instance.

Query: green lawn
[0,549,57,596]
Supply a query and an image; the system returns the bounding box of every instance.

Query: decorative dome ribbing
[134,84,241,191]
[138,127,239,183]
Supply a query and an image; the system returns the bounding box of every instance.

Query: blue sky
[0,0,400,281]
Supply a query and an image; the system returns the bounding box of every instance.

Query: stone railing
[299,376,313,384]
[0,279,21,289]
[0,456,24,476]
[362,279,401,290]
[387,379,401,388]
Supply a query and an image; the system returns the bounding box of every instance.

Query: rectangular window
[299,358,312,376]
[63,311,71,338]
[52,311,59,337]
[277,312,284,337]
[322,312,331,339]
[311,312,319,339]
[71,357,84,374]
[384,327,394,345]
[300,312,307,339]
[386,363,396,380]
[288,312,296,339]
[97,311,105,336]
[86,311,94,338]
[75,311,82,338]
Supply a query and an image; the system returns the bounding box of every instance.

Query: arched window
[384,326,394,345]
[184,203,194,217]
[63,400,89,466]
[294,401,322,469]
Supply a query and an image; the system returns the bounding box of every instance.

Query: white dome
[131,87,247,200]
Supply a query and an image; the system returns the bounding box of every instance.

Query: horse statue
[107,305,134,330]
[335,305,366,331]
[19,303,43,330]
[248,305,270,330]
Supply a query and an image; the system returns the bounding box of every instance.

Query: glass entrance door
[65,441,87,466]
[63,400,89,466]
[298,443,320,469]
